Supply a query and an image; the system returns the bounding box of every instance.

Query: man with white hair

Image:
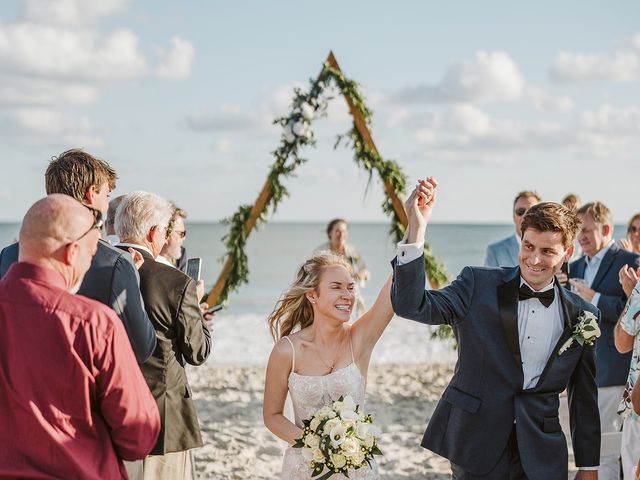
[0,195,160,479]
[115,191,211,479]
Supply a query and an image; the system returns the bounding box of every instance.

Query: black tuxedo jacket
[392,258,600,478]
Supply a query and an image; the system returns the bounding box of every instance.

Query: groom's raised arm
[391,177,473,325]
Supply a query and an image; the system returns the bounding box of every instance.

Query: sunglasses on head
[71,206,104,243]
[514,207,527,216]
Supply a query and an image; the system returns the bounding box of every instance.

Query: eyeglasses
[514,207,527,217]
[71,206,104,243]
[629,226,640,234]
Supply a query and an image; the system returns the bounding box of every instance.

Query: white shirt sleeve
[591,292,601,307]
[397,240,425,266]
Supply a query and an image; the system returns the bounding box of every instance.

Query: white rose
[358,411,366,422]
[364,434,375,448]
[332,400,344,412]
[342,395,357,412]
[340,410,359,422]
[304,434,320,448]
[329,425,347,447]
[331,453,347,469]
[283,122,296,143]
[351,450,365,466]
[312,447,325,463]
[356,422,370,439]
[317,406,333,419]
[292,120,309,137]
[301,102,315,120]
[583,311,597,322]
[310,417,321,432]
[301,447,314,461]
[323,418,341,435]
[582,327,600,340]
[341,437,359,457]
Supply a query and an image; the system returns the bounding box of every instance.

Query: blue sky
[1,0,639,223]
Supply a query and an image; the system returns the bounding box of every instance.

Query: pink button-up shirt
[0,263,160,479]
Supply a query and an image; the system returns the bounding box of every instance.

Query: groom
[391,178,600,479]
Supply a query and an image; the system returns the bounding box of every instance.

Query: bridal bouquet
[293,395,382,479]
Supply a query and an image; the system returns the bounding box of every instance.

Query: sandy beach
[189,363,580,479]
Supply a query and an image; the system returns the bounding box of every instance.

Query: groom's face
[519,228,571,290]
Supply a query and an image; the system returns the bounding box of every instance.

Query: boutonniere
[558,311,600,355]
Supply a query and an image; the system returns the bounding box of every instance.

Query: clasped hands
[404,176,438,244]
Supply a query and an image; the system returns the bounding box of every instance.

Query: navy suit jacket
[0,239,156,363]
[569,244,640,387]
[391,257,600,478]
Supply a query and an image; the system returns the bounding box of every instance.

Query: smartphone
[186,257,202,281]
[206,304,223,314]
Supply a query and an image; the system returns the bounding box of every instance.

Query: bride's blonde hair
[267,251,352,340]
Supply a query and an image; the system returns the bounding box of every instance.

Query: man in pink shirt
[0,194,160,479]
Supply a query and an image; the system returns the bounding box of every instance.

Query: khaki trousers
[125,450,195,480]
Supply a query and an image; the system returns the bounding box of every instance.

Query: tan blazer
[124,247,211,455]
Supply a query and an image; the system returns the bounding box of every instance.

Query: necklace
[314,331,347,373]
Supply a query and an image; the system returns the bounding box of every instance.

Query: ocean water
[0,222,631,366]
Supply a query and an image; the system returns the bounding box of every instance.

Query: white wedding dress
[280,336,380,479]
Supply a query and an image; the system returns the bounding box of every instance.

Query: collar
[117,242,154,258]
[586,240,614,265]
[3,262,68,290]
[519,276,554,293]
[155,255,174,267]
[513,233,521,246]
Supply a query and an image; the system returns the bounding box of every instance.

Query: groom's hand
[574,470,597,479]
[404,176,438,244]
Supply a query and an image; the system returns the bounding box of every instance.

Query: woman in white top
[263,252,393,479]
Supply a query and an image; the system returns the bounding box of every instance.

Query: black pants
[451,427,527,479]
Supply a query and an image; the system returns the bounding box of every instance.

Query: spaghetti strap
[283,336,296,373]
[348,332,355,363]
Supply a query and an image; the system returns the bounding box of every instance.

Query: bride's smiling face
[308,265,355,323]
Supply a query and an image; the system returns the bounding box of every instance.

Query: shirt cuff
[397,240,424,266]
[591,292,601,307]
[579,466,598,470]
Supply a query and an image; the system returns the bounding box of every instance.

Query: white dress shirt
[518,279,564,389]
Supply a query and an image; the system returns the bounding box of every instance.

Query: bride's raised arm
[351,275,393,355]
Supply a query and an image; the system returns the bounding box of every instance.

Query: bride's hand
[404,177,438,242]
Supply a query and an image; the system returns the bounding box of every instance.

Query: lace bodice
[280,336,379,480]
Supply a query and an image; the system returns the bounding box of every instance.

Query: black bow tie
[518,284,555,307]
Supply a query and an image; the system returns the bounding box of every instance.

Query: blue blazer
[484,234,519,268]
[0,239,156,363]
[569,244,640,387]
[391,257,600,477]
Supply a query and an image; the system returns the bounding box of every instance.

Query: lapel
[531,279,580,390]
[498,267,522,370]
[591,244,618,289]
[572,256,586,280]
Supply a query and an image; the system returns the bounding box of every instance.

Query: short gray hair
[115,191,172,242]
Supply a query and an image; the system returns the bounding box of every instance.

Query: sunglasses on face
[514,207,527,217]
[72,206,104,243]
[629,226,640,234]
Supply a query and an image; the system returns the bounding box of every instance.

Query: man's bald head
[19,194,100,291]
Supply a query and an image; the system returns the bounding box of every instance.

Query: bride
[263,251,393,479]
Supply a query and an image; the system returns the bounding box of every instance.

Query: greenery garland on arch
[208,54,451,339]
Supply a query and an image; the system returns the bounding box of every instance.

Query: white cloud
[7,108,103,147]
[580,105,640,135]
[395,51,571,111]
[0,24,148,80]
[157,37,195,79]
[0,76,99,105]
[213,139,231,152]
[22,0,128,26]
[550,34,640,83]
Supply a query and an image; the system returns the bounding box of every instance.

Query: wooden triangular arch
[206,51,448,307]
